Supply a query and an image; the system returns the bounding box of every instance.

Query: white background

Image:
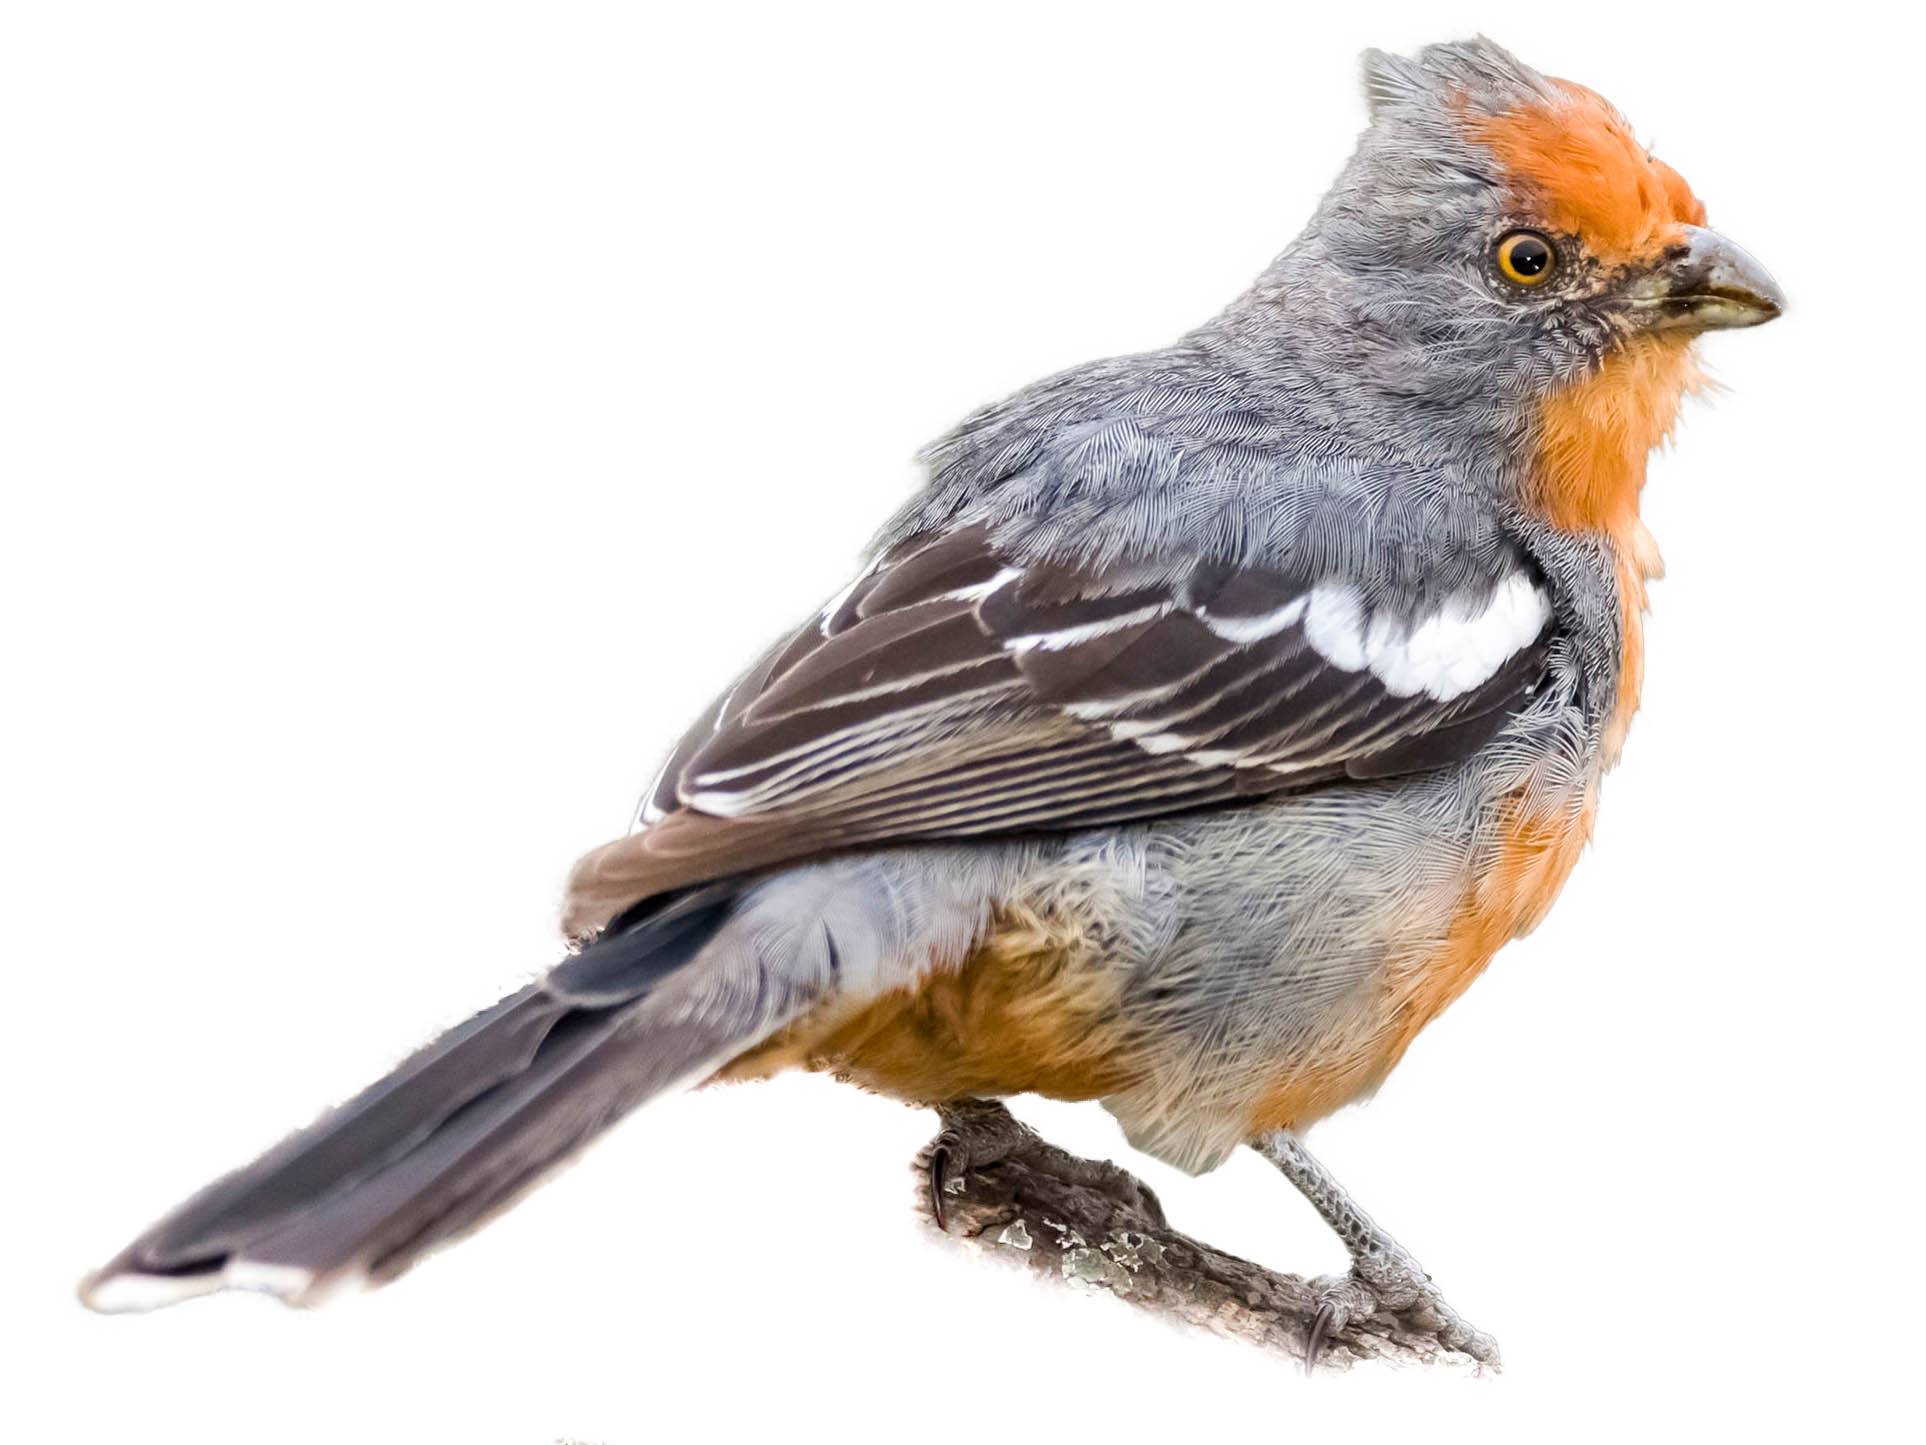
[5,2,1920,1440]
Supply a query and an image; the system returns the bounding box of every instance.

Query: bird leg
[1250,1130,1499,1370]
[915,1101,1494,1372]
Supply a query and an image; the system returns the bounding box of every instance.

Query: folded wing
[564,526,1553,934]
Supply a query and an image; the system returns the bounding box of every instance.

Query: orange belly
[718,898,1143,1103]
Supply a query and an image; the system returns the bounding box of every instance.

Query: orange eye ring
[1495,230,1558,287]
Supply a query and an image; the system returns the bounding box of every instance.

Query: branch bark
[917,1100,1495,1375]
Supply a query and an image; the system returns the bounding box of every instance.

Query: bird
[80,37,1781,1364]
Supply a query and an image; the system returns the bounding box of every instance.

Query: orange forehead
[1467,81,1705,266]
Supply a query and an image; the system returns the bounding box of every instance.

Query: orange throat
[1531,332,1697,538]
[1533,333,1698,764]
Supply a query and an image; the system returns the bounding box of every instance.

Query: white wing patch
[1306,574,1550,702]
[1303,586,1370,670]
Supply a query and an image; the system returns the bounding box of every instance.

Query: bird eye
[1495,230,1557,287]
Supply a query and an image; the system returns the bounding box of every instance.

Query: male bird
[82,39,1781,1361]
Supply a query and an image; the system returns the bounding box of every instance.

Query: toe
[1323,1261,1499,1369]
[1303,1300,1339,1375]
[926,1142,953,1232]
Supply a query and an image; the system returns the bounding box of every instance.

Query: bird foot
[919,1099,1036,1233]
[1304,1250,1500,1373]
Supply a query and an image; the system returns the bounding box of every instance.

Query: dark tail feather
[81,886,749,1311]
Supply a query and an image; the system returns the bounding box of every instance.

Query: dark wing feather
[565,528,1552,934]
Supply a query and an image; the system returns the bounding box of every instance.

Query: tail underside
[80,885,764,1312]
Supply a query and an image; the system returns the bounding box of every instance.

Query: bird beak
[1623,224,1784,332]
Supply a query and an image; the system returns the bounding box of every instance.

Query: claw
[1304,1300,1338,1375]
[928,1143,952,1232]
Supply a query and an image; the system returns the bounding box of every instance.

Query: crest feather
[1361,37,1556,121]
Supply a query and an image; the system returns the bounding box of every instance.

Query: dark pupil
[1509,238,1549,277]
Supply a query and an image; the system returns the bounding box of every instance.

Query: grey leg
[1252,1131,1499,1368]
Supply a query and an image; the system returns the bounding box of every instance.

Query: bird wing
[563,523,1553,934]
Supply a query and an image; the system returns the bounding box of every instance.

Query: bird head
[1230,38,1782,412]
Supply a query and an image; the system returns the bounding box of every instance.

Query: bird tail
[79,884,774,1312]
